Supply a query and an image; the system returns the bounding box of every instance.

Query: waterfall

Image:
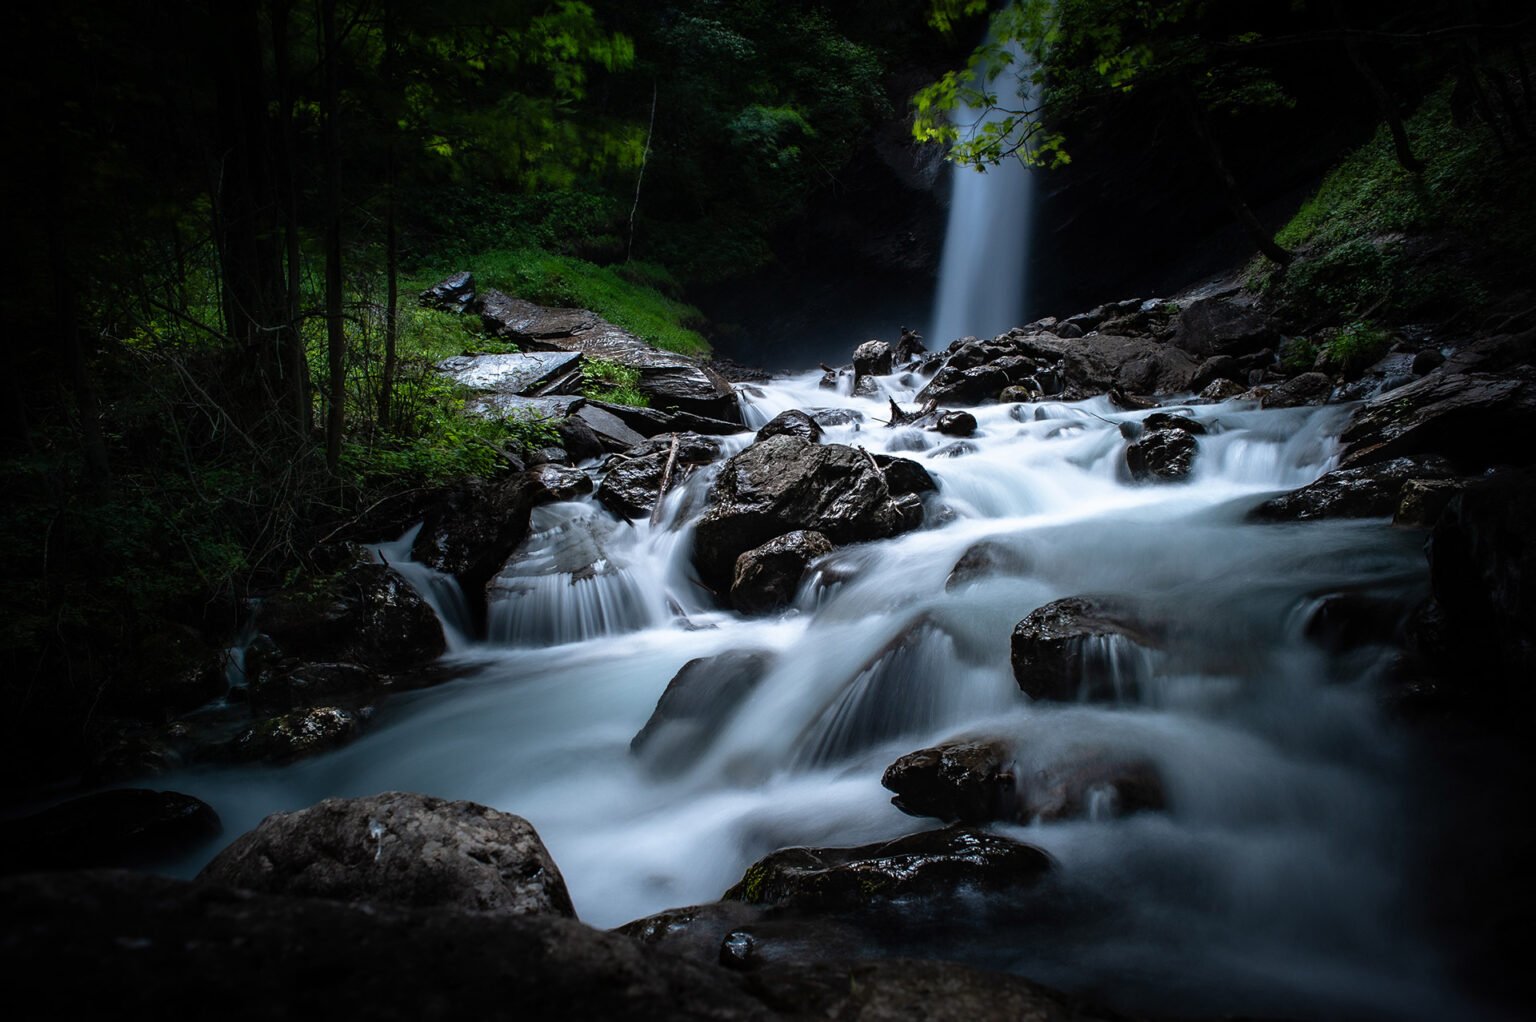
[930,41,1037,346]
[153,372,1470,1020]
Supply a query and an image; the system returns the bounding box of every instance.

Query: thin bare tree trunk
[322,0,346,475]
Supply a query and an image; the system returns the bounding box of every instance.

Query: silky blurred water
[152,367,1490,1020]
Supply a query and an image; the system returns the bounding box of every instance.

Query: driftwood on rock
[885,398,936,428]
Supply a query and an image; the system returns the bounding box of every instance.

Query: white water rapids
[155,367,1485,1020]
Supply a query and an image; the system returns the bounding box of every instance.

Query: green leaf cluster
[579,358,649,408]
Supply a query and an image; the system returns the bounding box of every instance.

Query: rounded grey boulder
[199,791,575,918]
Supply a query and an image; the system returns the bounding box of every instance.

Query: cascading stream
[156,368,1471,1020]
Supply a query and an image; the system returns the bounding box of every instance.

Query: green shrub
[580,358,649,407]
[1321,320,1392,376]
[1255,77,1534,324]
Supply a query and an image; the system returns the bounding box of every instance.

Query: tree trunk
[1180,91,1292,267]
[378,7,398,429]
[1333,3,1424,172]
[322,0,346,475]
[211,0,289,426]
[272,0,312,436]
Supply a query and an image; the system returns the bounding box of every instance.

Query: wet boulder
[1142,412,1206,435]
[852,340,893,379]
[1194,378,1246,403]
[881,739,1016,823]
[1125,427,1198,483]
[411,474,538,611]
[200,791,575,918]
[1010,596,1160,702]
[222,707,363,765]
[691,436,922,594]
[883,738,1166,825]
[723,827,1052,912]
[1338,336,1536,470]
[755,409,822,445]
[934,411,978,437]
[1007,330,1200,400]
[595,432,723,521]
[525,445,571,468]
[258,561,447,671]
[631,651,777,775]
[417,270,476,311]
[1171,292,1276,358]
[808,407,864,428]
[437,350,582,399]
[871,454,937,497]
[0,789,221,875]
[731,531,833,615]
[1191,354,1242,390]
[915,363,1010,406]
[529,464,594,503]
[1263,371,1334,408]
[571,403,648,451]
[1250,455,1455,521]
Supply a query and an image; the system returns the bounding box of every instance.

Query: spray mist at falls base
[150,364,1491,1021]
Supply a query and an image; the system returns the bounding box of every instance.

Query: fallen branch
[650,433,681,526]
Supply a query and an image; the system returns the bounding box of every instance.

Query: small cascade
[486,503,667,646]
[1077,634,1159,705]
[793,616,960,767]
[372,524,475,650]
[930,40,1037,346]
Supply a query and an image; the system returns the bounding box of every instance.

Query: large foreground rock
[1010,596,1161,702]
[1,871,1137,1021]
[692,436,922,593]
[199,792,574,918]
[1,870,771,1021]
[724,827,1051,912]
